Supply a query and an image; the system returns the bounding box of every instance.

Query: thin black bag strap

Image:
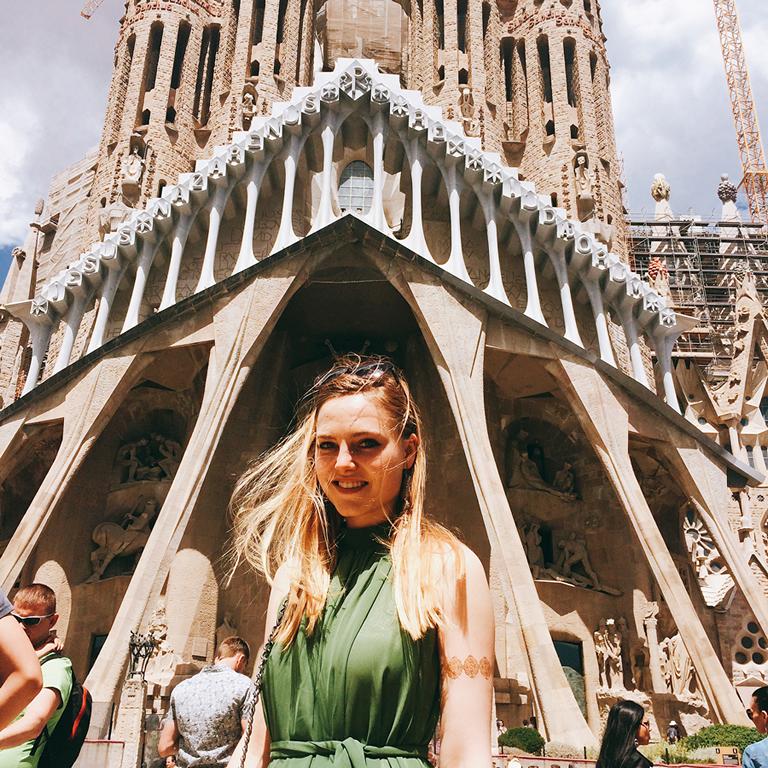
[238,599,287,768]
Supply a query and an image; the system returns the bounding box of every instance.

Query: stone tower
[499,0,622,247]
[88,0,240,234]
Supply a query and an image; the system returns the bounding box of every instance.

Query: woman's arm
[227,564,292,768]
[0,614,43,731]
[436,543,495,768]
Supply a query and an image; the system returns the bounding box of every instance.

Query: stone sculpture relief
[121,146,146,204]
[458,86,478,137]
[519,519,622,595]
[594,617,627,691]
[98,197,133,239]
[651,173,674,222]
[505,429,577,501]
[682,504,735,609]
[521,520,545,576]
[216,613,238,649]
[145,601,182,687]
[116,434,182,484]
[239,89,258,130]
[573,151,596,223]
[86,498,158,582]
[659,633,702,704]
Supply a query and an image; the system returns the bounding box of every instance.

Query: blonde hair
[230,354,462,644]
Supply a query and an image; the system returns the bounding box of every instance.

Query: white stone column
[642,611,666,693]
[272,133,305,253]
[401,137,433,262]
[441,164,472,283]
[311,120,338,233]
[365,111,391,235]
[53,283,89,374]
[195,183,232,293]
[613,304,650,388]
[548,246,583,347]
[88,261,129,352]
[580,276,617,367]
[651,329,679,413]
[513,210,546,325]
[159,214,195,310]
[122,239,164,333]
[481,196,509,305]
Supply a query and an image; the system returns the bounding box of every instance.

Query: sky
[0,0,766,284]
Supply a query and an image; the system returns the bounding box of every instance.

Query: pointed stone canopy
[4,59,693,413]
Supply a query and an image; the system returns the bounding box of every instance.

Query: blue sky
[0,0,765,287]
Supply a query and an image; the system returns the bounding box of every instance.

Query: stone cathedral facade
[1,0,767,765]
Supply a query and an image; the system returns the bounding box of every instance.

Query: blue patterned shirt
[169,663,255,767]
[744,737,768,768]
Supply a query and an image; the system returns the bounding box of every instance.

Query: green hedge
[680,724,764,752]
[498,727,545,755]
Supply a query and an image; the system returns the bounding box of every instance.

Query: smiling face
[314,392,418,528]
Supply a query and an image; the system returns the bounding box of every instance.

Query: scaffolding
[627,216,768,375]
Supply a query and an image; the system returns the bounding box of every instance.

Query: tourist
[595,700,652,768]
[666,720,680,744]
[743,686,768,767]
[165,755,178,767]
[0,589,41,731]
[0,584,74,767]
[158,636,254,766]
[227,354,494,767]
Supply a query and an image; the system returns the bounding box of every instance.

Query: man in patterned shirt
[159,636,254,767]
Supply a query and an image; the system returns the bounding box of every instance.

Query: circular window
[735,620,768,670]
[742,636,755,649]
[338,161,374,214]
[755,653,766,665]
[759,638,767,650]
[698,417,707,425]
[736,652,749,664]
[749,622,760,634]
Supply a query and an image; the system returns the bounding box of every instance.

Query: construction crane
[80,0,105,19]
[712,0,768,226]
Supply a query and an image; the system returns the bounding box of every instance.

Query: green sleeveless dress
[261,523,440,767]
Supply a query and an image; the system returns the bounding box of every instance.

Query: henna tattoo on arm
[444,655,492,680]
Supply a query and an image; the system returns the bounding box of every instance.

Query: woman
[595,700,652,768]
[228,355,494,767]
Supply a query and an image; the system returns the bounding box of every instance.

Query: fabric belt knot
[270,737,427,767]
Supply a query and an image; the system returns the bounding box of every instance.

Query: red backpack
[31,656,92,768]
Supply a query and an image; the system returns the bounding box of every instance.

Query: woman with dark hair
[595,700,652,768]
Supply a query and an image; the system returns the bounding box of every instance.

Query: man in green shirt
[0,584,73,768]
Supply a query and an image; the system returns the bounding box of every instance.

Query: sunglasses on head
[11,612,54,627]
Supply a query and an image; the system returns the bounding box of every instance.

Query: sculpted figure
[117,440,139,483]
[659,634,695,699]
[122,146,145,186]
[556,532,600,589]
[458,86,478,136]
[157,436,182,480]
[98,196,132,239]
[521,520,545,574]
[594,618,625,690]
[145,601,182,686]
[87,498,158,582]
[216,613,238,649]
[574,152,596,222]
[552,462,576,496]
[505,430,576,501]
[240,91,257,130]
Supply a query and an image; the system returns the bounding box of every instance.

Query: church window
[482,2,490,40]
[338,162,374,214]
[537,35,554,136]
[583,0,592,14]
[435,0,445,49]
[250,0,265,76]
[746,445,755,467]
[501,38,514,102]
[563,38,578,108]
[137,22,164,126]
[457,0,468,53]
[194,25,221,126]
[167,21,191,124]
